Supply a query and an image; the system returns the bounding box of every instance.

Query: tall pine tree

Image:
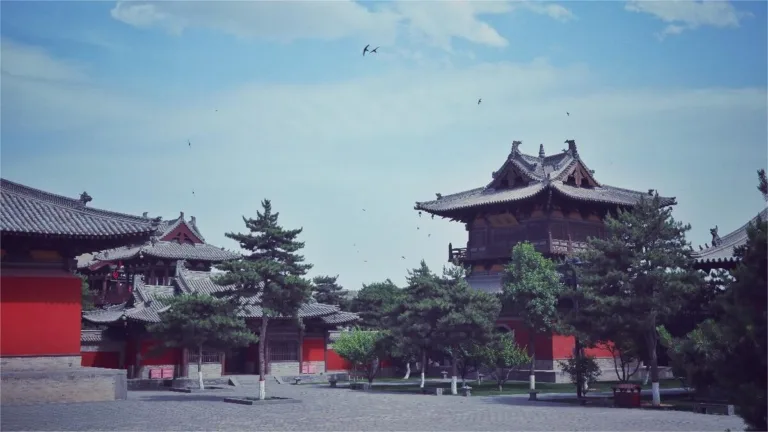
[577,194,701,406]
[148,293,257,390]
[312,275,350,310]
[351,279,401,329]
[214,199,312,400]
[502,242,565,392]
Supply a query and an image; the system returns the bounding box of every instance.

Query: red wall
[0,272,81,356]
[497,319,554,359]
[81,351,120,369]
[326,349,352,370]
[140,340,180,365]
[302,338,324,362]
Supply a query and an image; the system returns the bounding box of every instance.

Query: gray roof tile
[81,329,109,343]
[94,241,240,262]
[1,178,159,238]
[693,207,767,265]
[415,145,675,214]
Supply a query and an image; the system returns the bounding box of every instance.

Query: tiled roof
[693,207,768,266]
[83,261,360,325]
[1,178,159,238]
[415,143,675,214]
[158,213,206,242]
[81,329,109,343]
[93,241,240,262]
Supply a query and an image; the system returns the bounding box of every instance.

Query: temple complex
[0,178,159,404]
[77,212,240,306]
[414,140,675,382]
[82,261,359,380]
[692,208,768,272]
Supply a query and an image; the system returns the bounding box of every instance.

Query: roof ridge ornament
[179,211,185,220]
[511,140,522,155]
[79,191,92,205]
[710,226,721,247]
[539,144,545,158]
[565,139,578,157]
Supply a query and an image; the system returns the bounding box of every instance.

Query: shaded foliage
[312,275,350,310]
[351,279,402,329]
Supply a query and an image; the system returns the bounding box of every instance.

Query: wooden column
[181,348,189,378]
[298,322,304,374]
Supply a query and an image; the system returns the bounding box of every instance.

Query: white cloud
[2,38,765,291]
[0,39,88,82]
[109,0,574,50]
[626,0,751,38]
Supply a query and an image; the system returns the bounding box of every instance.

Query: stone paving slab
[1,380,745,431]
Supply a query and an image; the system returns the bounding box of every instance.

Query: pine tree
[351,279,401,329]
[502,242,565,392]
[78,273,95,311]
[312,275,350,310]
[576,194,701,406]
[388,260,447,389]
[214,199,312,400]
[435,265,501,394]
[148,293,257,390]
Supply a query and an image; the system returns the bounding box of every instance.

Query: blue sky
[2,1,766,291]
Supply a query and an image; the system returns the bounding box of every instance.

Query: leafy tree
[479,332,530,392]
[78,273,95,311]
[758,168,767,199]
[558,355,602,396]
[147,293,257,389]
[447,342,486,386]
[377,330,420,379]
[435,265,501,394]
[389,261,447,389]
[661,173,767,430]
[351,279,402,329]
[312,275,350,310]
[214,199,313,400]
[332,328,384,384]
[502,242,565,391]
[575,193,702,406]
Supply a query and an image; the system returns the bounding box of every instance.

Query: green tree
[661,173,767,430]
[147,293,257,389]
[436,265,501,394]
[312,275,350,310]
[214,199,313,400]
[576,194,701,406]
[332,328,384,384]
[558,355,602,396]
[758,168,767,199]
[78,273,95,311]
[351,279,402,329]
[447,342,486,386]
[479,332,530,392]
[389,261,447,389]
[502,242,565,392]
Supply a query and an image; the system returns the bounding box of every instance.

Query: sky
[2,0,766,292]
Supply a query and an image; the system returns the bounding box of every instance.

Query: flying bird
[362,208,366,212]
[188,140,191,148]
[566,112,570,116]
[192,190,195,196]
[363,44,370,56]
[417,227,420,230]
[428,234,431,237]
[401,256,406,260]
[477,98,482,105]
[371,47,379,54]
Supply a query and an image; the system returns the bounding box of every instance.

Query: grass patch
[366,379,681,396]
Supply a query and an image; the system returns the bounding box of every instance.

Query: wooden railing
[448,238,590,263]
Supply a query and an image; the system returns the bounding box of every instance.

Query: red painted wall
[140,340,180,365]
[326,349,352,370]
[81,351,120,369]
[497,319,554,359]
[160,223,203,244]
[302,338,324,362]
[0,272,81,356]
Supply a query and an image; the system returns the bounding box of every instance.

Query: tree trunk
[258,317,269,400]
[403,362,411,380]
[450,356,458,395]
[646,331,660,406]
[420,349,426,389]
[529,331,536,391]
[197,344,205,390]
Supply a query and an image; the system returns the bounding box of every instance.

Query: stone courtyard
[1,380,746,431]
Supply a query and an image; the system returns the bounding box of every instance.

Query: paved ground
[1,380,745,431]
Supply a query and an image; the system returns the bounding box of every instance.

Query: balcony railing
[448,239,589,263]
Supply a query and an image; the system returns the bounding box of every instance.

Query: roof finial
[79,191,92,205]
[511,140,522,155]
[539,144,545,158]
[179,211,184,220]
[190,216,196,225]
[565,139,577,156]
[142,212,149,219]
[435,193,443,200]
[710,226,721,247]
